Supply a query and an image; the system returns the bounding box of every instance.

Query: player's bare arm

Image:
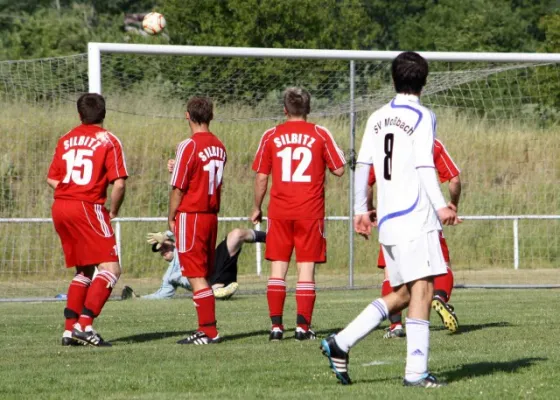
[251,173,268,224]
[331,166,345,177]
[167,159,175,173]
[353,163,373,238]
[46,178,59,190]
[168,186,184,231]
[109,178,126,219]
[448,175,461,211]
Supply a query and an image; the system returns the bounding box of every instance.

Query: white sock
[405,318,430,382]
[335,298,388,352]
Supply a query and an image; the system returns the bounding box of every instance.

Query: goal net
[0,45,558,299]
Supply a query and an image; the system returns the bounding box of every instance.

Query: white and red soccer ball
[142,12,166,35]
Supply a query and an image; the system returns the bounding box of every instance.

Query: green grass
[1,289,559,399]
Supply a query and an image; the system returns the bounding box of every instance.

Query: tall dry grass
[0,99,558,286]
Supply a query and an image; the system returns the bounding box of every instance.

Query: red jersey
[368,138,460,186]
[252,120,346,219]
[171,132,227,213]
[47,124,128,204]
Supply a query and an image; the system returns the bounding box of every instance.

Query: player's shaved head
[187,96,214,125]
[284,87,311,117]
[77,93,106,124]
[392,51,429,95]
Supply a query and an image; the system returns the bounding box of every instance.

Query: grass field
[1,288,559,399]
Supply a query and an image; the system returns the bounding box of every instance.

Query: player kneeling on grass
[367,138,462,337]
[320,52,461,387]
[251,87,346,341]
[121,228,265,300]
[121,232,192,300]
[47,93,128,347]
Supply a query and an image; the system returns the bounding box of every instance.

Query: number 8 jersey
[252,121,345,219]
[171,132,227,213]
[48,124,128,204]
[356,94,441,244]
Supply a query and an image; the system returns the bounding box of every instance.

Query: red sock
[296,281,316,331]
[434,267,454,302]
[193,288,218,338]
[77,270,118,330]
[64,273,91,331]
[267,278,286,330]
[381,279,402,329]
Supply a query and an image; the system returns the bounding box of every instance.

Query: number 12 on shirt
[203,159,224,194]
[277,146,312,182]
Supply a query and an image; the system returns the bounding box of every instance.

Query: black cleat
[121,285,138,300]
[432,297,459,333]
[269,328,284,341]
[320,334,352,385]
[403,373,447,387]
[72,328,112,347]
[177,331,223,345]
[61,332,80,346]
[295,327,316,341]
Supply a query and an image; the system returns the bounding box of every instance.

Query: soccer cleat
[72,327,112,347]
[432,297,459,333]
[121,285,138,300]
[295,327,316,341]
[213,282,239,300]
[177,331,223,345]
[269,327,284,341]
[383,325,406,339]
[320,334,352,385]
[403,373,447,387]
[61,330,80,346]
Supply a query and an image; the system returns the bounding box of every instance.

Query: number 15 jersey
[47,124,128,204]
[252,121,346,219]
[356,94,441,244]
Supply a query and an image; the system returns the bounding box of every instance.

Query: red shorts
[52,199,118,268]
[265,218,326,263]
[377,230,450,268]
[174,212,218,279]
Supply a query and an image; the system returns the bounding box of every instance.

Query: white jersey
[356,94,441,244]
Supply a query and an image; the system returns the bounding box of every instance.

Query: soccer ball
[142,12,166,35]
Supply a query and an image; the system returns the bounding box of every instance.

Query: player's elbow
[332,167,345,177]
[112,178,126,190]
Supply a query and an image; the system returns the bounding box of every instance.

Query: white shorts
[382,230,447,287]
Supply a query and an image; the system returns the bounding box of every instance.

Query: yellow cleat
[213,282,239,300]
[431,297,459,333]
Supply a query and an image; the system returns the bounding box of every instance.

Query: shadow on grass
[432,321,513,334]
[111,330,190,343]
[443,357,547,382]
[353,357,547,385]
[223,327,345,342]
[112,326,345,344]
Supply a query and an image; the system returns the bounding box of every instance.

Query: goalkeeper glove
[146,231,170,250]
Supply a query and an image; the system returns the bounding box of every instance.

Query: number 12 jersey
[356,94,441,244]
[252,120,345,219]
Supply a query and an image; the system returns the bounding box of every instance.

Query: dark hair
[187,96,213,124]
[283,87,311,117]
[391,51,429,94]
[77,93,106,124]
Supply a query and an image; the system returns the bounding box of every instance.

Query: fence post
[115,220,122,267]
[513,218,519,270]
[349,60,356,288]
[256,222,262,276]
